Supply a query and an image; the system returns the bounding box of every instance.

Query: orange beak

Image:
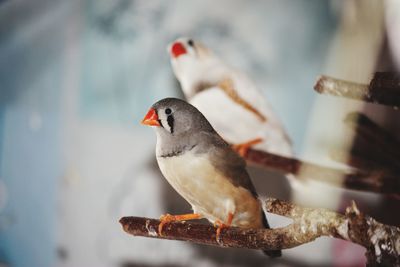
[141,108,160,126]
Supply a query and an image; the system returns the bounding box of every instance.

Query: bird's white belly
[156,151,262,228]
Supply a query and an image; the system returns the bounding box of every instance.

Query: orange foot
[158,213,201,236]
[214,212,234,244]
[232,138,263,157]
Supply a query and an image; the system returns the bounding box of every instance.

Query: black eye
[165,108,172,115]
[187,39,194,46]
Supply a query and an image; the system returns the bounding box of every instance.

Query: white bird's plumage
[169,37,292,157]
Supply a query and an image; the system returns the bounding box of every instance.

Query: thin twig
[314,73,400,109]
[245,149,400,196]
[120,198,400,266]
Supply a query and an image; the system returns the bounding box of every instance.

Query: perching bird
[168,37,292,157]
[142,97,281,257]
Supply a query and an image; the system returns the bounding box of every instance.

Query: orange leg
[214,212,234,243]
[232,138,263,157]
[158,213,201,236]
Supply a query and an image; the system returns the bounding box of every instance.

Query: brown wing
[195,132,258,198]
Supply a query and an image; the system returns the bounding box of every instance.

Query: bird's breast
[156,150,262,228]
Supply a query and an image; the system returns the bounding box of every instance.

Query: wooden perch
[120,198,400,266]
[330,147,383,173]
[314,73,400,109]
[245,148,400,197]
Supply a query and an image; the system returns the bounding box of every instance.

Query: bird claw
[232,138,263,157]
[158,213,174,236]
[214,218,231,245]
[158,213,201,236]
[215,223,228,245]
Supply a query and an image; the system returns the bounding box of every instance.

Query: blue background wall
[0,1,340,266]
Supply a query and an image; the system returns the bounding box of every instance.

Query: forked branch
[120,198,400,266]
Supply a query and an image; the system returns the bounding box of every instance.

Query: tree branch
[329,147,384,174]
[313,73,400,109]
[120,198,400,266]
[245,149,400,197]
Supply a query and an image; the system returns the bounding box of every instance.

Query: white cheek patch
[158,112,171,133]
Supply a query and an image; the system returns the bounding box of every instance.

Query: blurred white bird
[166,36,343,265]
[168,37,292,157]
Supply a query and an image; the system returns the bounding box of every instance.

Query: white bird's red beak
[141,108,160,126]
[171,42,187,58]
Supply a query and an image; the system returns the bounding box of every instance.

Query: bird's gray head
[141,98,215,138]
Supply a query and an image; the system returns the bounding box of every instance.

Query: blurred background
[1,0,399,266]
